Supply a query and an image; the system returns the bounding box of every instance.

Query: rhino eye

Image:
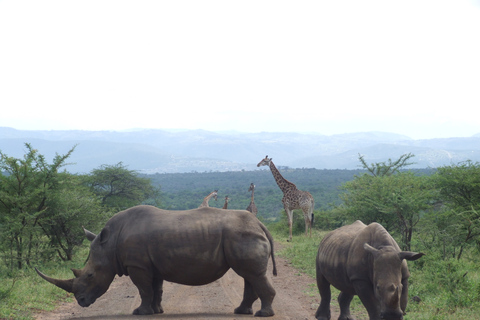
[87,273,93,278]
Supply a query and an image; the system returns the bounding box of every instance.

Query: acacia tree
[40,173,105,261]
[432,161,480,260]
[0,144,75,269]
[85,162,160,210]
[341,154,434,250]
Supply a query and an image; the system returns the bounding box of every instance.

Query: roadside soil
[34,243,345,320]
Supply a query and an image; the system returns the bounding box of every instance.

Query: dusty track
[35,243,342,320]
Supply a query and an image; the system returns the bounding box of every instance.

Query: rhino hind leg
[152,277,164,314]
[234,279,256,315]
[234,276,275,317]
[315,273,331,320]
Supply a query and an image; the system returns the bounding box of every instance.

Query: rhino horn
[392,285,400,305]
[35,267,74,293]
[83,227,97,241]
[71,268,82,278]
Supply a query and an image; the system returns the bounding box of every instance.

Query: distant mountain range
[1,127,480,173]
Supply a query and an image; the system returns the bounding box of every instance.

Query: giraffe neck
[201,192,215,206]
[268,161,296,193]
[250,188,255,202]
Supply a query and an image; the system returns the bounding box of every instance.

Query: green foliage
[40,173,106,261]
[0,144,76,269]
[0,147,161,270]
[434,160,480,210]
[86,162,161,210]
[341,170,435,250]
[0,245,90,320]
[431,161,480,259]
[358,152,415,177]
[406,254,480,319]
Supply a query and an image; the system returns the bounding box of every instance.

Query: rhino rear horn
[83,227,97,241]
[35,267,74,293]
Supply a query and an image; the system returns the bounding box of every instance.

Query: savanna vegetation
[1,143,479,319]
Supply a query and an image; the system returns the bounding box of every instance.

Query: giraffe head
[213,190,218,201]
[248,183,255,192]
[257,155,272,167]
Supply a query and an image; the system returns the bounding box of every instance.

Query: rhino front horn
[35,267,74,293]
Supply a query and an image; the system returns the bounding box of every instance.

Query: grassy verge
[0,248,88,320]
[270,228,480,320]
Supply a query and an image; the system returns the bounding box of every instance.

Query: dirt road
[35,244,341,320]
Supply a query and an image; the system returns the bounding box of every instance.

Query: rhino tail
[260,223,277,276]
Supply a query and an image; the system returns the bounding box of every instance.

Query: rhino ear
[399,251,425,261]
[363,243,379,256]
[83,227,97,242]
[98,227,109,245]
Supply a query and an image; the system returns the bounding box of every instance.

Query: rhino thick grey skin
[315,221,424,320]
[36,205,277,316]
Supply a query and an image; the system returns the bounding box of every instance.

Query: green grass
[270,228,480,320]
[0,250,87,320]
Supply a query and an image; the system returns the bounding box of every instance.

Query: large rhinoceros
[315,220,424,320]
[36,205,277,316]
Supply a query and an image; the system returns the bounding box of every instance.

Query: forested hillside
[144,168,433,221]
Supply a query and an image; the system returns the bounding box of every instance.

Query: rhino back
[317,221,407,290]
[104,205,270,285]
[317,220,367,293]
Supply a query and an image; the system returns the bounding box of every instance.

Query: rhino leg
[338,292,355,320]
[315,273,331,320]
[152,277,164,314]
[234,279,257,315]
[234,275,275,317]
[128,267,155,315]
[400,278,408,314]
[353,280,381,320]
[251,275,275,317]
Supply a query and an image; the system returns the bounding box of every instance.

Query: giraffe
[222,195,230,209]
[257,155,314,241]
[246,183,258,216]
[198,190,218,208]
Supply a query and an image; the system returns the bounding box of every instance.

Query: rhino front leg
[400,278,408,314]
[338,291,355,320]
[352,280,381,320]
[128,267,155,315]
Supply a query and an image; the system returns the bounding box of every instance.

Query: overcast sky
[1,0,479,140]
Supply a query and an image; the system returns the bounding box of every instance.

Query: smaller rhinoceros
[315,220,424,320]
[36,205,277,316]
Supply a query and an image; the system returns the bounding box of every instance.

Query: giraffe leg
[286,208,293,242]
[302,209,310,237]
